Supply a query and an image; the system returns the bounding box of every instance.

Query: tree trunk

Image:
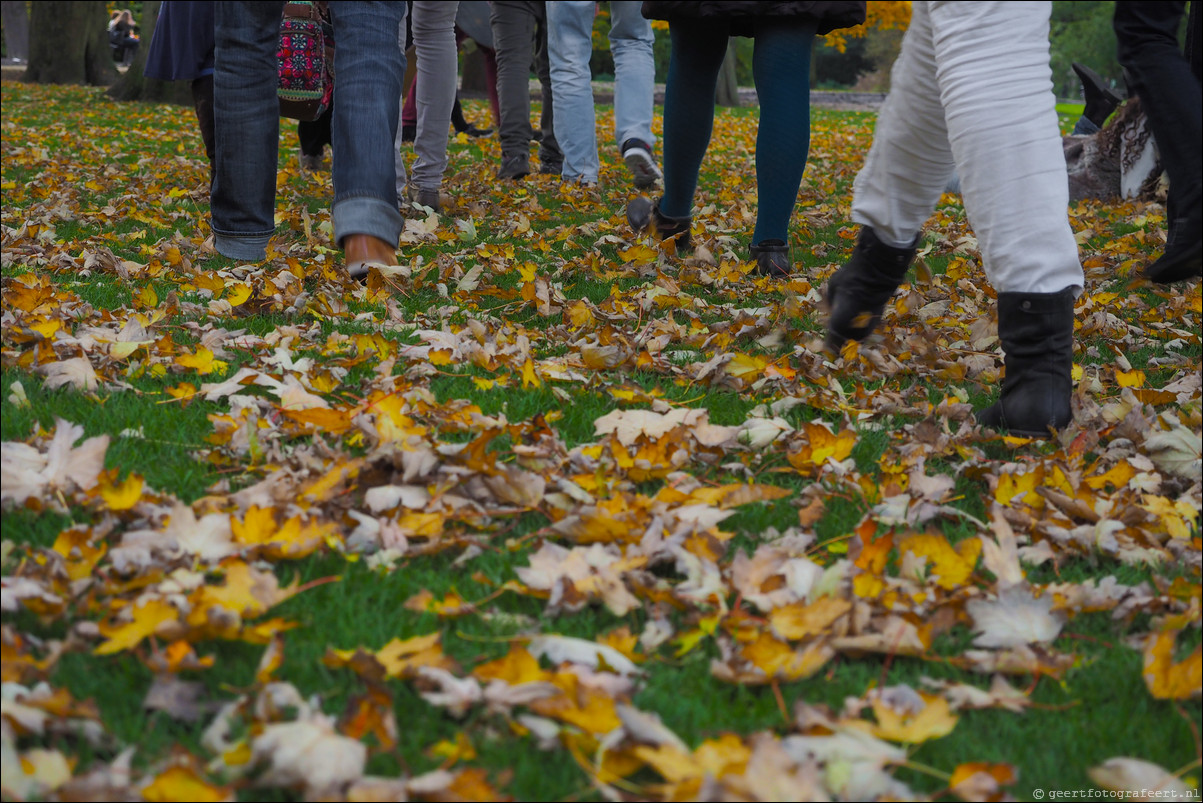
[1,0,30,62]
[25,1,114,86]
[107,1,191,104]
[715,40,740,107]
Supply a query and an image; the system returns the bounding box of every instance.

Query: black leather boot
[824,227,917,351]
[750,239,791,278]
[977,288,1076,437]
[627,196,692,253]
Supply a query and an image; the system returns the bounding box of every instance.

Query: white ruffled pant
[851,1,1084,294]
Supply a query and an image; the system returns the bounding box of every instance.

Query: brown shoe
[344,234,398,281]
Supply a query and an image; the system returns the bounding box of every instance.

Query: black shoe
[497,153,530,180]
[539,161,562,176]
[976,288,1076,437]
[531,129,544,143]
[463,125,492,138]
[824,227,917,351]
[401,124,416,143]
[1144,210,1203,284]
[750,239,791,278]
[627,196,691,253]
[1072,62,1122,128]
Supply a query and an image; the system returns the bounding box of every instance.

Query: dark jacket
[642,2,866,36]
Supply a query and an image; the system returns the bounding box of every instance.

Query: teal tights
[660,19,817,245]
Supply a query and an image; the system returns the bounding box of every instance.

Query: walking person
[490,1,562,180]
[1114,0,1202,284]
[626,1,865,277]
[823,1,1085,437]
[143,1,216,182]
[547,1,661,188]
[209,2,406,276]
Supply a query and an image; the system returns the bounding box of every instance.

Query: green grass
[2,80,1199,802]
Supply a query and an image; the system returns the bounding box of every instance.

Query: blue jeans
[211,1,406,260]
[547,1,655,182]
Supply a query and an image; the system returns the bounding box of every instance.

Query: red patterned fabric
[277,2,333,121]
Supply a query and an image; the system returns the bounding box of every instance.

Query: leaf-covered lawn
[1,81,1200,802]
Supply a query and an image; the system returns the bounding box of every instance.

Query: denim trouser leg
[211,1,284,261]
[1115,1,1202,220]
[609,1,656,148]
[491,2,539,161]
[547,1,598,181]
[411,0,460,191]
[329,1,406,248]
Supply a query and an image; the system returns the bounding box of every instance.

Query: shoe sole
[624,149,662,189]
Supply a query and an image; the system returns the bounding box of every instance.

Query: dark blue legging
[660,19,817,245]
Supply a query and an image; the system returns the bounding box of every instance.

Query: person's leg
[547,0,598,183]
[1115,1,1201,282]
[394,18,410,206]
[190,73,215,179]
[609,2,655,149]
[211,1,284,261]
[481,46,502,128]
[491,1,538,176]
[327,1,406,261]
[749,19,817,248]
[827,1,947,347]
[930,1,1081,435]
[849,2,953,249]
[609,1,660,188]
[533,5,562,172]
[411,1,459,197]
[933,2,1082,296]
[658,20,729,219]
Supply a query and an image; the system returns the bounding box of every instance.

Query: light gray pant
[395,1,460,198]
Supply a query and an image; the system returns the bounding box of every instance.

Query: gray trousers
[395,1,460,197]
[490,0,562,167]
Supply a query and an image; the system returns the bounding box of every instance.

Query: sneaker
[497,153,530,180]
[622,139,662,190]
[539,161,563,176]
[462,125,493,138]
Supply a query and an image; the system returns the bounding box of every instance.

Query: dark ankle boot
[750,239,791,278]
[627,197,692,253]
[976,288,1076,437]
[824,227,917,350]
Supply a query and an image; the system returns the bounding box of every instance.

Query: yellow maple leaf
[176,347,228,376]
[94,598,179,655]
[428,732,477,765]
[740,632,833,682]
[1142,629,1202,700]
[897,533,982,590]
[96,469,144,511]
[863,691,958,743]
[472,646,554,685]
[769,597,852,641]
[142,765,229,802]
